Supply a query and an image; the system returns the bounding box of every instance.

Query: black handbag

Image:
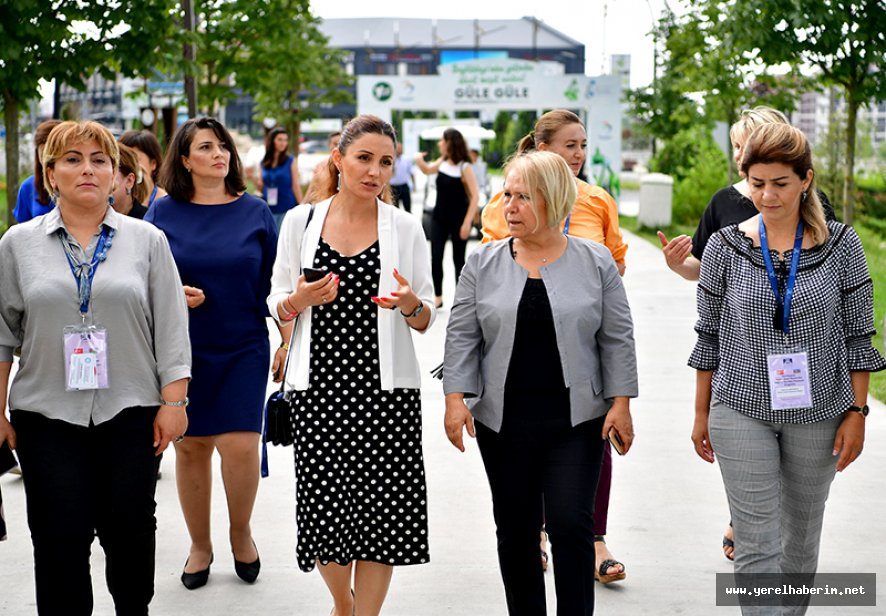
[261,205,315,474]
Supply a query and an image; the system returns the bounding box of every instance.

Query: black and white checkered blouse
[689,220,885,423]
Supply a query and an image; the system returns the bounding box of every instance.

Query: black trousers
[476,413,606,616]
[12,407,160,616]
[429,218,468,297]
[391,183,411,212]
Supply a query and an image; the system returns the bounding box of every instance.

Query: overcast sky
[310,0,682,88]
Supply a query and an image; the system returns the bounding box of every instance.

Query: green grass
[622,214,886,404]
[619,214,695,245]
[855,222,886,403]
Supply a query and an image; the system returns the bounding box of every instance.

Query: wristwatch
[401,301,425,319]
[847,404,869,417]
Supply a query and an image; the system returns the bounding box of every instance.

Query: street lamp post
[182,0,198,118]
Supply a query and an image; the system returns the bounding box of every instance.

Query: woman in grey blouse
[690,124,885,613]
[0,121,191,615]
[443,151,638,614]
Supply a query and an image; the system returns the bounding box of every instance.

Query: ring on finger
[174,435,185,443]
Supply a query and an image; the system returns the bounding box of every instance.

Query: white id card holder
[267,187,279,206]
[63,325,109,391]
[766,347,812,410]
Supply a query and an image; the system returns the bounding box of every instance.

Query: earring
[336,170,342,191]
[125,188,131,196]
[108,194,115,207]
[50,189,60,205]
[185,166,191,173]
[801,190,808,202]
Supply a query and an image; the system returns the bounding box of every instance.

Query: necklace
[508,238,550,263]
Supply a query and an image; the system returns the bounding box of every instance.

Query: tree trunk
[3,91,20,230]
[285,109,301,162]
[842,95,857,225]
[725,106,737,185]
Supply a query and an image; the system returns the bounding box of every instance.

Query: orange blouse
[480,179,628,265]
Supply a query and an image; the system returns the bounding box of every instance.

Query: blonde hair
[740,123,829,245]
[729,106,789,147]
[517,109,583,154]
[42,121,119,194]
[116,143,149,204]
[504,151,577,231]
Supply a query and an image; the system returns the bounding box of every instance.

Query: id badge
[766,347,812,410]
[267,187,279,206]
[63,325,109,391]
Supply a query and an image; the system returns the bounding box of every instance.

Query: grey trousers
[708,399,841,615]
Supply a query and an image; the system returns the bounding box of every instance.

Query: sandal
[594,536,626,584]
[540,529,549,572]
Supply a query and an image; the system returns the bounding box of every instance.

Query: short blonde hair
[729,106,789,147]
[42,121,119,192]
[504,151,577,230]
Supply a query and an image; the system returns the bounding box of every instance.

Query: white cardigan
[267,197,436,391]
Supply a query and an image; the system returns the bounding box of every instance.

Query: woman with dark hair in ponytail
[414,128,480,308]
[268,115,434,616]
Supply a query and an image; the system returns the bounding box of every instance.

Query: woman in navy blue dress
[146,117,281,590]
[257,126,303,229]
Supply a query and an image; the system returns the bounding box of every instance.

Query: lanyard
[563,214,571,235]
[59,226,114,317]
[759,217,803,335]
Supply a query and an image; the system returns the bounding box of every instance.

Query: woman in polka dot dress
[267,115,436,616]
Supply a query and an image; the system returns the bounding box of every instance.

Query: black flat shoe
[181,553,213,590]
[234,540,260,584]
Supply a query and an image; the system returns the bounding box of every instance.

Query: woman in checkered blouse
[688,123,885,613]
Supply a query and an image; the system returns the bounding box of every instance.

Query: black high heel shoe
[181,553,213,590]
[234,540,261,584]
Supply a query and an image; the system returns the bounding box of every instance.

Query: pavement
[1,203,884,615]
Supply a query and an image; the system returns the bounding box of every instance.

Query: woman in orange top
[481,110,626,275]
[481,109,629,582]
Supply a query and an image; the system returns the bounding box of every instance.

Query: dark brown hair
[33,119,63,205]
[740,123,828,245]
[117,143,149,204]
[119,129,164,183]
[442,128,470,165]
[518,109,583,154]
[307,115,396,204]
[261,127,289,170]
[159,117,246,202]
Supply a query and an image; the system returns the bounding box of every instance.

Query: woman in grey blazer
[443,151,638,615]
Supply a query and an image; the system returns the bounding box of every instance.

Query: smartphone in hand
[303,267,328,283]
[608,428,626,456]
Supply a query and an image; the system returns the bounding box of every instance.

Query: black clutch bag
[0,442,17,476]
[264,388,295,447]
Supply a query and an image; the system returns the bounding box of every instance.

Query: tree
[725,0,886,224]
[0,1,181,228]
[232,0,353,149]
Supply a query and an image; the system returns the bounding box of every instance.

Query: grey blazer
[443,237,638,432]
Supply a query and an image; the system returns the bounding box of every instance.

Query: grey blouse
[0,207,191,426]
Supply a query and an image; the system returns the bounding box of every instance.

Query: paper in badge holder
[63,325,109,391]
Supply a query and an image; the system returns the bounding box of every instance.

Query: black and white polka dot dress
[291,237,430,572]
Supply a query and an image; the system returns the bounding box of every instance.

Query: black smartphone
[608,428,626,456]
[303,267,328,283]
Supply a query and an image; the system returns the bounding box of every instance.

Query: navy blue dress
[146,193,278,436]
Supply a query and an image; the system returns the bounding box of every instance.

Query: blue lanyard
[759,217,803,335]
[563,214,571,235]
[59,226,114,316]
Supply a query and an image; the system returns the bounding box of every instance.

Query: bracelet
[400,300,425,319]
[280,297,299,321]
[160,397,189,408]
[280,342,290,351]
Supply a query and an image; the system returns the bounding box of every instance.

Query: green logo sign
[372,81,393,102]
[564,79,579,102]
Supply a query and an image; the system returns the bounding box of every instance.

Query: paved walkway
[1,212,884,615]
